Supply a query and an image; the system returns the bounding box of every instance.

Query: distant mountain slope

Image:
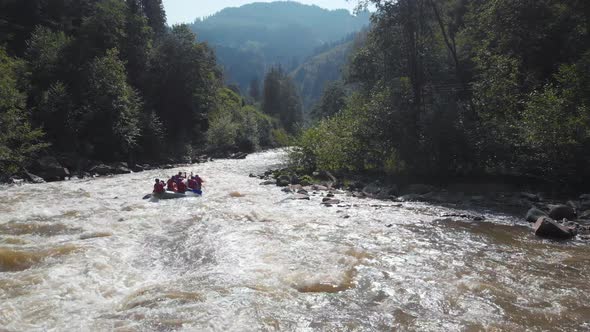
[189,1,370,90]
[291,29,368,113]
[291,41,353,112]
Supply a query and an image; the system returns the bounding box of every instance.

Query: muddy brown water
[0,150,589,331]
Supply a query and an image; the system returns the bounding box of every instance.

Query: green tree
[141,0,167,35]
[311,81,347,120]
[81,48,141,160]
[0,49,47,176]
[262,66,303,133]
[147,25,220,149]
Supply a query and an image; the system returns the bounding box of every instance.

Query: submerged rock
[548,204,576,221]
[534,217,575,240]
[526,207,548,223]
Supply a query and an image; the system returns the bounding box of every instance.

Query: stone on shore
[33,156,70,181]
[404,184,436,195]
[24,171,45,184]
[90,164,115,176]
[548,204,576,221]
[520,192,539,202]
[276,175,290,187]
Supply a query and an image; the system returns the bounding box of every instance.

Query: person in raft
[153,179,165,194]
[166,177,177,192]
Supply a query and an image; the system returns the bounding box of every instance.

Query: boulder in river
[526,207,548,223]
[548,204,576,221]
[534,217,575,240]
[322,198,341,205]
[260,180,275,185]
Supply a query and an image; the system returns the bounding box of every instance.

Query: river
[0,150,589,331]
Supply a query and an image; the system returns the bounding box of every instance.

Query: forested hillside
[0,0,301,181]
[291,30,367,115]
[294,0,590,187]
[189,2,370,92]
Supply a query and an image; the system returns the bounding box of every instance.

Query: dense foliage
[0,0,294,178]
[294,0,590,184]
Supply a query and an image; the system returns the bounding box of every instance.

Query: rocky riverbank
[254,168,590,242]
[3,151,250,185]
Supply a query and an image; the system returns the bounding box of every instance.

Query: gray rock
[312,184,328,191]
[578,210,590,220]
[567,200,581,211]
[520,192,539,202]
[398,194,422,202]
[293,194,310,200]
[290,175,301,185]
[322,198,341,205]
[24,171,45,184]
[362,183,381,196]
[89,164,115,176]
[111,163,131,174]
[297,189,308,195]
[9,177,24,185]
[526,207,548,223]
[353,192,366,199]
[260,180,275,185]
[33,156,70,181]
[405,184,436,195]
[277,179,290,187]
[534,217,575,240]
[548,204,576,221]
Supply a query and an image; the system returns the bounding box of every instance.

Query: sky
[162,0,358,24]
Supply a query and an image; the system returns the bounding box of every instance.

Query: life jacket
[167,179,177,191]
[153,182,165,194]
[177,180,187,193]
[188,178,197,189]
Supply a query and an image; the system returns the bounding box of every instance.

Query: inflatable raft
[144,190,202,200]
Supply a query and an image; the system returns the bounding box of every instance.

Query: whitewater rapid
[0,150,589,331]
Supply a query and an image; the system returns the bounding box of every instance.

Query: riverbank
[1,150,250,186]
[256,167,590,241]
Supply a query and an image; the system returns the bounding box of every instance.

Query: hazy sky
[162,0,358,24]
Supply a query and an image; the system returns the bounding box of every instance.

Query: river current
[0,150,589,331]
